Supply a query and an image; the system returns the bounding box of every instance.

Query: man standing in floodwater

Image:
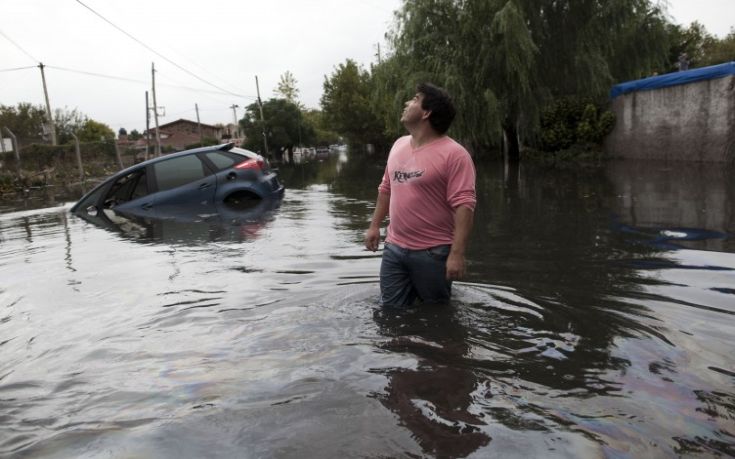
[364,83,476,306]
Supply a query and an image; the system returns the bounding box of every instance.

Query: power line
[48,65,148,85]
[44,65,256,98]
[74,0,248,99]
[0,66,37,72]
[0,29,39,63]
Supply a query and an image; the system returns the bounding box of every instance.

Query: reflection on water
[607,160,735,252]
[74,197,283,244]
[374,305,490,457]
[0,153,734,457]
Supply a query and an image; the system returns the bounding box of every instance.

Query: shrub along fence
[0,140,140,192]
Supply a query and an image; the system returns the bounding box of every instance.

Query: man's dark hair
[417,82,456,134]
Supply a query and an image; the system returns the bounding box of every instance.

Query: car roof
[108,143,244,178]
[140,142,235,165]
[71,143,238,211]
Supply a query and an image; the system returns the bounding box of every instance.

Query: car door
[200,150,253,202]
[102,166,156,218]
[150,153,217,218]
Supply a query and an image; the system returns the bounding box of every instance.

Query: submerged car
[71,143,284,219]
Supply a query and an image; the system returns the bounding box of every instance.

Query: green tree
[53,107,87,144]
[240,98,314,156]
[0,103,47,144]
[380,0,670,160]
[128,129,143,141]
[302,109,340,146]
[275,71,300,103]
[321,59,385,148]
[663,21,717,71]
[77,119,115,142]
[700,28,735,67]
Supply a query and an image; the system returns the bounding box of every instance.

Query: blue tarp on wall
[610,62,735,98]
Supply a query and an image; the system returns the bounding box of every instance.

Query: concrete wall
[605,75,735,162]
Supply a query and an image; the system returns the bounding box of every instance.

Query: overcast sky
[1,0,733,133]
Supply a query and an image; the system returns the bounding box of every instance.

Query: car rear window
[154,155,209,191]
[204,151,239,171]
[230,147,259,159]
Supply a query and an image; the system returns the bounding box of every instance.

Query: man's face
[400,93,428,126]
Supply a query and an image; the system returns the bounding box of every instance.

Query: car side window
[103,169,148,208]
[153,155,209,191]
[204,151,239,171]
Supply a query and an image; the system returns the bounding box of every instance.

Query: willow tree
[382,0,670,160]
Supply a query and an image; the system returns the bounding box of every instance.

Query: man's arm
[446,205,474,279]
[365,191,390,251]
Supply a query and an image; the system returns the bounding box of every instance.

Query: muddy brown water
[1,152,734,458]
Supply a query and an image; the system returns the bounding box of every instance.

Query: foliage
[274,71,300,104]
[76,119,115,142]
[374,0,670,159]
[0,103,48,144]
[118,127,128,137]
[661,23,735,71]
[320,59,385,147]
[128,129,143,141]
[663,21,716,71]
[302,109,340,146]
[539,97,615,152]
[700,28,735,67]
[240,98,314,155]
[53,108,86,144]
[0,140,119,188]
[1,103,116,146]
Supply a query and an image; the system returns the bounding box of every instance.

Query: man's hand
[446,205,473,280]
[446,252,466,280]
[365,227,381,251]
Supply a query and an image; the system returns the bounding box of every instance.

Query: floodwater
[1,151,734,458]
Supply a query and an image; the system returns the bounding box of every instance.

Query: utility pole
[38,63,57,145]
[229,104,239,140]
[145,91,151,161]
[195,103,202,145]
[255,75,268,157]
[151,63,162,157]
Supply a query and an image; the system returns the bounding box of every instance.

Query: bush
[539,97,616,153]
[0,140,127,190]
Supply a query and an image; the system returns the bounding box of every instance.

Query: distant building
[145,119,225,150]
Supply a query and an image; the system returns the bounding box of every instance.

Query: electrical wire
[0,66,37,72]
[74,0,247,99]
[45,65,256,98]
[0,29,39,63]
[48,65,148,85]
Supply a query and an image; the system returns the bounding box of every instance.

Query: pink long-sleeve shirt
[378,135,476,250]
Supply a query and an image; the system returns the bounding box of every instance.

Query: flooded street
[1,151,734,458]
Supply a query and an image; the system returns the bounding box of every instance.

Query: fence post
[2,127,21,181]
[114,141,124,170]
[70,133,84,183]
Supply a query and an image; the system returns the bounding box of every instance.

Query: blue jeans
[380,242,453,306]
